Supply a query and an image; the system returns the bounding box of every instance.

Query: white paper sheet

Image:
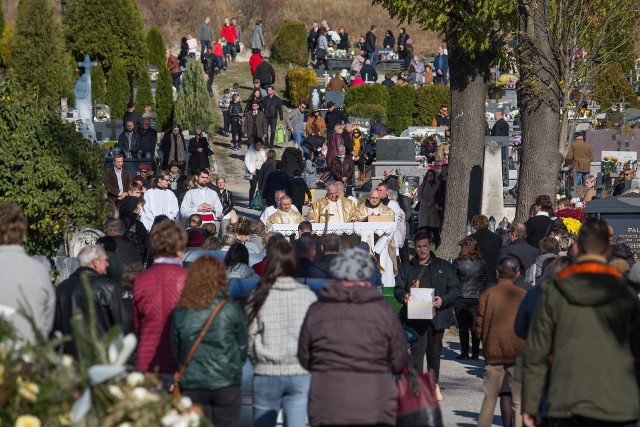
[407,288,435,319]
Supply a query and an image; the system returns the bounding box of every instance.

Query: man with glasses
[140,171,179,231]
[307,182,358,223]
[432,105,451,136]
[394,230,460,401]
[180,169,223,225]
[613,168,636,196]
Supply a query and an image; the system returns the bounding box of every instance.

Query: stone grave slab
[324,91,345,108]
[376,138,416,162]
[481,140,506,220]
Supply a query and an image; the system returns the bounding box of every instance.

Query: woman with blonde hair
[436,142,449,164]
[172,255,247,427]
[580,174,596,204]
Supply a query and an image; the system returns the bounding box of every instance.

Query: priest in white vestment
[140,171,179,231]
[180,169,223,224]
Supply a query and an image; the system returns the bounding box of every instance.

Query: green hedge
[106,60,131,119]
[271,20,307,66]
[344,83,390,111]
[387,85,416,134]
[285,68,318,107]
[345,103,387,123]
[414,85,450,126]
[343,83,450,134]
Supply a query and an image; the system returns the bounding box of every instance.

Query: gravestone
[348,117,371,134]
[481,140,506,220]
[376,138,416,162]
[309,86,322,110]
[74,55,98,143]
[583,194,640,252]
[95,119,124,142]
[324,91,345,108]
[485,136,510,184]
[66,227,105,258]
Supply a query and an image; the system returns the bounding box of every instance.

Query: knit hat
[330,247,374,281]
[119,196,139,215]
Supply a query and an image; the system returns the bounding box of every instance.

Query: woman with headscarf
[160,124,186,170]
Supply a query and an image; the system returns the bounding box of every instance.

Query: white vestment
[141,188,179,231]
[180,187,224,223]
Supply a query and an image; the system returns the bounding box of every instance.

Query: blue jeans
[293,132,308,158]
[367,50,378,67]
[252,374,311,427]
[575,171,588,186]
[200,40,211,58]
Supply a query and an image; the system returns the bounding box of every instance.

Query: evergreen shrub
[90,63,106,104]
[146,26,166,69]
[155,67,174,132]
[387,85,416,134]
[413,85,450,126]
[174,59,215,134]
[271,20,308,66]
[346,103,387,123]
[106,60,131,119]
[344,83,390,112]
[285,68,318,107]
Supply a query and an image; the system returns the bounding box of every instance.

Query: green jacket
[172,293,248,391]
[523,257,640,421]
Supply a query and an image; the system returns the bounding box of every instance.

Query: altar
[269,222,397,287]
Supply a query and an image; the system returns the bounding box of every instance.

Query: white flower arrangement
[327,30,341,45]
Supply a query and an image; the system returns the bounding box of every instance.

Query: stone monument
[74,54,98,143]
[481,140,506,220]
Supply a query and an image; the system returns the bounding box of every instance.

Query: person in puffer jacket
[524,237,559,286]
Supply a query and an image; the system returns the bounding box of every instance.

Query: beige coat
[418,180,440,228]
[565,138,593,173]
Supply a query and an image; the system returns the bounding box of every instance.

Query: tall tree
[106,60,130,120]
[134,65,154,112]
[146,26,167,69]
[174,59,215,135]
[64,0,147,81]
[91,63,106,104]
[514,0,640,220]
[373,0,516,258]
[11,0,74,106]
[155,67,175,132]
[0,21,13,70]
[0,80,105,258]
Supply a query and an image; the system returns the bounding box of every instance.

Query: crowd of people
[3,12,640,427]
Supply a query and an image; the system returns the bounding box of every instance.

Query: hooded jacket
[298,281,409,426]
[523,257,640,421]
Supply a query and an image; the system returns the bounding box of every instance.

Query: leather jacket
[53,267,125,357]
[452,259,488,299]
[219,188,234,216]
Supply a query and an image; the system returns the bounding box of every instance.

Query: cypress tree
[135,66,155,112]
[106,61,131,119]
[64,0,146,81]
[91,63,106,104]
[174,59,215,135]
[155,67,174,132]
[0,22,13,69]
[146,27,167,69]
[0,6,4,36]
[12,0,74,106]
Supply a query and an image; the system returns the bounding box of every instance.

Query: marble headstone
[66,227,105,258]
[74,55,98,143]
[376,138,416,162]
[481,140,506,220]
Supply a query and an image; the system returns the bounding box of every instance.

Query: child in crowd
[229,94,244,150]
[213,39,225,72]
[218,89,231,136]
[187,214,203,230]
[303,153,317,203]
[201,222,217,238]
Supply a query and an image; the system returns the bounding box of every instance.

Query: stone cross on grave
[74,54,98,142]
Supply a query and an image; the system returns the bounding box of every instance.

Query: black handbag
[305,135,325,149]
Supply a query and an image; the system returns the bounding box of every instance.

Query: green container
[383,287,402,314]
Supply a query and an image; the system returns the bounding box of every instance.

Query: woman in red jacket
[220,17,238,62]
[165,49,182,91]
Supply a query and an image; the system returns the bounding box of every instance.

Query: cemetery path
[209,61,289,221]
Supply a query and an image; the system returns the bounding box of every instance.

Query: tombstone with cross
[74,54,98,143]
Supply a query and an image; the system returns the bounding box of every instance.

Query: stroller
[302,135,326,172]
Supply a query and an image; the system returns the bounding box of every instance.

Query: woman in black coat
[383,30,395,49]
[188,126,210,173]
[451,236,487,360]
[160,124,186,170]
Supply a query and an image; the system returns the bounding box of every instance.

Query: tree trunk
[515,0,562,221]
[438,31,490,259]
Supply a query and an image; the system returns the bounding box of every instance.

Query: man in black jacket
[470,215,502,284]
[262,161,292,206]
[136,118,158,156]
[360,58,378,83]
[296,236,331,279]
[498,221,539,274]
[53,245,126,357]
[201,45,219,96]
[105,218,142,266]
[491,109,510,136]
[364,25,377,67]
[394,230,460,401]
[324,101,349,138]
[524,194,554,248]
[263,85,283,148]
[254,56,276,91]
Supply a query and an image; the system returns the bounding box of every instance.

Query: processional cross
[320,210,334,236]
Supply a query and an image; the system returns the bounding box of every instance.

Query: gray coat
[251,25,264,50]
[0,245,55,342]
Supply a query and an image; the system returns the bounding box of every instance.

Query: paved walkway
[208,63,503,426]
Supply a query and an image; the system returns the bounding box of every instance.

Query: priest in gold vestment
[266,196,304,228]
[307,182,359,223]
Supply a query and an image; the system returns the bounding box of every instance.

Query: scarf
[168,133,185,164]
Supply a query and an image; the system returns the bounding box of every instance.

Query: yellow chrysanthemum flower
[14,415,41,427]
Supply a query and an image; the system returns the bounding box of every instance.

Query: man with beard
[180,169,223,225]
[140,171,179,231]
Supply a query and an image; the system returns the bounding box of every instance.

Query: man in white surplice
[140,171,179,231]
[180,168,223,224]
